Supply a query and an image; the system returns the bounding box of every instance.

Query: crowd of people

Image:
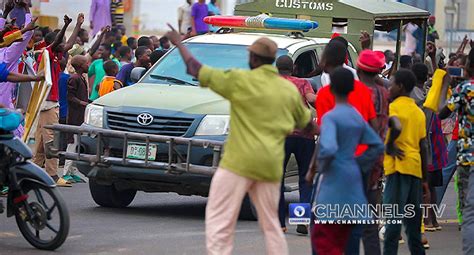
[0,0,472,254]
[0,0,219,188]
[163,9,473,255]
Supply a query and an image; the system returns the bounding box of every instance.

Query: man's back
[384,96,426,178]
[316,80,375,125]
[198,65,311,182]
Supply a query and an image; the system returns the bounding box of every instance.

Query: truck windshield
[141,43,289,86]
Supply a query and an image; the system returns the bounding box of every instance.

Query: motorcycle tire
[14,181,70,250]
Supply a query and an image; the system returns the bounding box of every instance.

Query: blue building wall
[397,0,435,14]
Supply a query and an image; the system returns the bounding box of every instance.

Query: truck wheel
[239,195,258,221]
[89,180,137,208]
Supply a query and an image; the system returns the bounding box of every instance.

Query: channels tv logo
[289,203,311,225]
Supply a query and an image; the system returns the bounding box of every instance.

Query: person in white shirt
[320,35,359,86]
[178,0,193,35]
[403,22,418,56]
[321,64,358,86]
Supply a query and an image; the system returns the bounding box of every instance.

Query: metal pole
[422,19,428,60]
[390,19,403,78]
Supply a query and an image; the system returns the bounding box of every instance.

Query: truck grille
[107,111,194,136]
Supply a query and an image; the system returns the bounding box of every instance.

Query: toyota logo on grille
[137,113,154,126]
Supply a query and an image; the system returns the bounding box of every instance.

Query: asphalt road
[0,179,463,255]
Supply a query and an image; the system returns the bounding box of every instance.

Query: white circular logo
[137,113,154,126]
[294,206,306,217]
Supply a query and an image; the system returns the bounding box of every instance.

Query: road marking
[440,219,459,224]
[0,232,17,238]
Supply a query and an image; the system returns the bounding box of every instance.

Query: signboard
[275,0,334,11]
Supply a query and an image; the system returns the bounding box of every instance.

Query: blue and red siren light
[204,15,319,32]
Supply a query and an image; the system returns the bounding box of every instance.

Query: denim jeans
[383,173,425,255]
[436,140,458,205]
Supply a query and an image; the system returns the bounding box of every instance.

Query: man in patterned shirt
[439,48,474,254]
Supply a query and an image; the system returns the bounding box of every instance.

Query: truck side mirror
[131,67,147,83]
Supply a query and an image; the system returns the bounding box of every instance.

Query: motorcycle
[0,108,69,250]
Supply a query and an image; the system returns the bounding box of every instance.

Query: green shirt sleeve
[88,61,96,76]
[113,58,122,69]
[198,65,238,100]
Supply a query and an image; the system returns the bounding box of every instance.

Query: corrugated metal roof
[339,0,429,18]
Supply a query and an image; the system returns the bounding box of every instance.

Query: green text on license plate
[126,143,157,160]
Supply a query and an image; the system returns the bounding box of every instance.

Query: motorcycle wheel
[14,181,69,250]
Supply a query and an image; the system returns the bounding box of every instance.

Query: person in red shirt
[32,14,84,187]
[315,41,377,155]
[276,55,316,235]
[307,41,378,182]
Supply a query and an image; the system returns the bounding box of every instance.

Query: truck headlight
[84,104,104,128]
[195,115,230,136]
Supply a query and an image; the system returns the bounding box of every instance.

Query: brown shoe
[56,177,72,187]
[282,227,288,233]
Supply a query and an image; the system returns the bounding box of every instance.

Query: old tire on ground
[239,195,258,221]
[89,180,137,208]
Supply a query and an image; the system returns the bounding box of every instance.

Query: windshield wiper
[150,74,197,86]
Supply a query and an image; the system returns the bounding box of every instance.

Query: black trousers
[278,136,315,227]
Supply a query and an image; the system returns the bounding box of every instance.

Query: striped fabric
[428,114,448,171]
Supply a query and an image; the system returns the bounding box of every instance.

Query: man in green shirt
[88,43,121,100]
[166,25,316,255]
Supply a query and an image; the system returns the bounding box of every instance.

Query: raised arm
[88,26,109,57]
[64,13,84,52]
[165,24,202,77]
[2,15,36,67]
[457,35,468,55]
[51,15,72,52]
[438,73,454,119]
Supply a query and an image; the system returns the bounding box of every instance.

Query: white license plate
[126,143,157,160]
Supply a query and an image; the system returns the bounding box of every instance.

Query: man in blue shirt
[58,59,70,168]
[116,46,151,86]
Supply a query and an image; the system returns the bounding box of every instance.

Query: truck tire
[89,180,137,208]
[239,195,258,221]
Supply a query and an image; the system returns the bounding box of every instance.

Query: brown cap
[248,37,278,59]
